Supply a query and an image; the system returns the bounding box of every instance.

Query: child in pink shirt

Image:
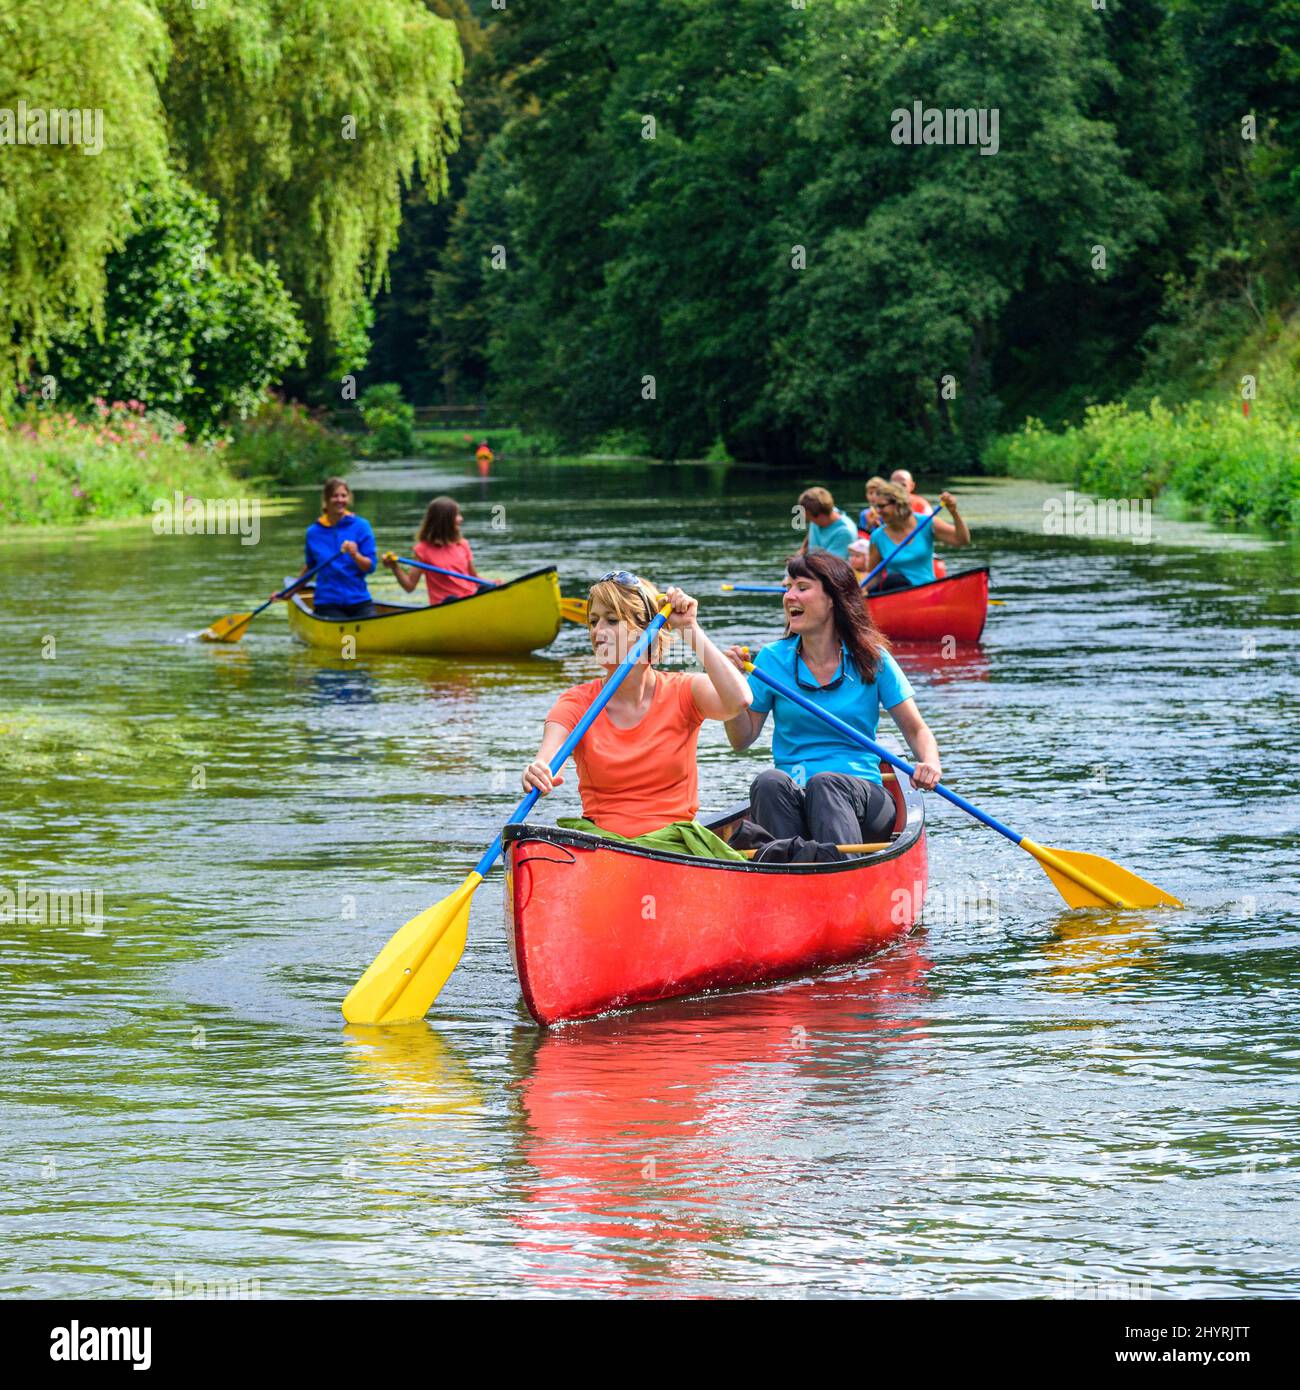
[383,496,481,604]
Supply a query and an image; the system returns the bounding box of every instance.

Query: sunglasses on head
[593,570,656,626]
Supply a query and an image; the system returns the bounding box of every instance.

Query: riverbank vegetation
[4,1,1298,529]
[0,400,242,527]
[985,330,1300,530]
[1,0,462,520]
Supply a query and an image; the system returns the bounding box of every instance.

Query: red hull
[866,566,989,643]
[504,778,927,1026]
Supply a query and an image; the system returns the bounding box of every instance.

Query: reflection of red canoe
[512,939,935,1292]
[866,566,989,643]
[503,771,926,1026]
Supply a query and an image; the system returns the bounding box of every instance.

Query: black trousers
[313,600,377,620]
[873,570,913,593]
[750,769,896,845]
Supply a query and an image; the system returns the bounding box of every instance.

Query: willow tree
[159,0,464,379]
[0,0,169,406]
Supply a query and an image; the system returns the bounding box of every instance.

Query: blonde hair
[876,480,911,513]
[865,475,888,497]
[586,575,673,663]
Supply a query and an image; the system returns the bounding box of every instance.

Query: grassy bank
[984,329,1300,532]
[0,396,360,527]
[0,401,244,527]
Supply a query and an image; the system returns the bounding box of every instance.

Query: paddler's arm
[341,539,374,573]
[272,563,310,601]
[381,553,420,592]
[721,646,768,750]
[662,587,751,720]
[521,722,569,796]
[930,491,970,547]
[887,698,941,790]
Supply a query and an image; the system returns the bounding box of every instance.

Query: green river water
[2,459,1297,1298]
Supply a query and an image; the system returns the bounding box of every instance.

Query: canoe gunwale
[865,564,990,604]
[288,564,559,624]
[502,783,925,877]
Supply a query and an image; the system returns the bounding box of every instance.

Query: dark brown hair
[417,496,463,546]
[784,549,889,681]
[321,477,351,505]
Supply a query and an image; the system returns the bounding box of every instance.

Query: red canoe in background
[503,769,927,1026]
[867,566,989,643]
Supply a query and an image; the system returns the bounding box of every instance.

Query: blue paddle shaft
[730,504,943,594]
[393,555,492,588]
[474,609,672,877]
[243,551,345,622]
[861,503,942,587]
[744,661,1024,848]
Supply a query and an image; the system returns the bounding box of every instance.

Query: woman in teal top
[724,550,943,847]
[866,481,971,592]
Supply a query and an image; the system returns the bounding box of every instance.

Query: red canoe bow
[503,773,927,1025]
[866,566,989,643]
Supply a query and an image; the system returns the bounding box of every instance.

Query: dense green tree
[436,0,1178,465]
[0,0,170,407]
[772,0,1170,467]
[44,181,306,436]
[159,0,464,387]
[370,1,504,402]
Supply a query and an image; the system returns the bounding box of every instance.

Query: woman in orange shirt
[382,495,482,604]
[521,573,751,838]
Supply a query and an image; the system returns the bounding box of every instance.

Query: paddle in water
[741,657,1182,910]
[201,551,344,643]
[343,601,676,1025]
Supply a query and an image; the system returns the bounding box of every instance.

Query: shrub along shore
[5,383,1296,538]
[982,397,1300,534]
[0,396,350,528]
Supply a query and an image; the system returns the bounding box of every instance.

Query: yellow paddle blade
[559,596,589,624]
[200,612,253,643]
[1023,840,1182,910]
[341,872,483,1025]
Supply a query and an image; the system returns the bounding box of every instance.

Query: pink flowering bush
[0,401,238,526]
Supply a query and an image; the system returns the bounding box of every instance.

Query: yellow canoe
[286,566,563,655]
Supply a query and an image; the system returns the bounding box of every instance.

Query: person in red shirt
[521,574,751,838]
[890,469,932,515]
[382,496,482,604]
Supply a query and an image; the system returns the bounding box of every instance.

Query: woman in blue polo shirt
[724,549,942,846]
[297,477,378,619]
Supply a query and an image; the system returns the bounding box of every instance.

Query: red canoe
[866,566,989,643]
[503,769,927,1025]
